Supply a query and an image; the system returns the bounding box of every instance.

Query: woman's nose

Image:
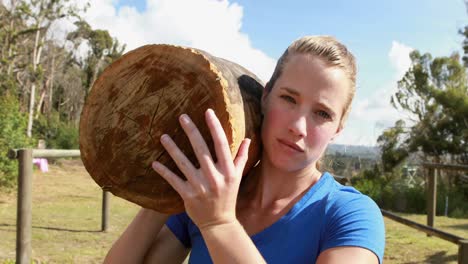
[288,115,307,138]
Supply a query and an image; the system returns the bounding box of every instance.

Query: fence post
[459,240,468,264]
[427,168,437,230]
[102,190,109,232]
[16,149,32,264]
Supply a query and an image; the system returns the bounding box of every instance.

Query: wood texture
[79,44,264,214]
[17,149,32,264]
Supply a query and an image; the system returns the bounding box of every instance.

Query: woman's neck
[240,159,322,211]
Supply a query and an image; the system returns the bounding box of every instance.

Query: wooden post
[16,149,32,264]
[459,240,468,264]
[101,190,109,232]
[427,168,437,229]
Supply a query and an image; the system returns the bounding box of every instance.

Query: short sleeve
[321,193,385,263]
[166,212,192,248]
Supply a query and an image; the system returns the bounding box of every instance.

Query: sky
[48,0,468,145]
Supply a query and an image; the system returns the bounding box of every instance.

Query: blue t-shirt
[166,172,385,263]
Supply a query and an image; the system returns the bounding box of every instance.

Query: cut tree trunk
[79,44,264,214]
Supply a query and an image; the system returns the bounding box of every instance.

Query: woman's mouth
[277,139,304,152]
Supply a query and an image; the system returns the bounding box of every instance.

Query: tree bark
[26,26,41,137]
[26,83,35,137]
[35,86,46,118]
[86,53,105,97]
[46,53,56,115]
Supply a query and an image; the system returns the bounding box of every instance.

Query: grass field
[0,160,467,263]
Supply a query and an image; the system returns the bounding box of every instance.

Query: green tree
[19,0,83,137]
[390,51,468,164]
[0,1,31,96]
[0,1,127,188]
[67,20,125,98]
[461,23,468,67]
[377,120,409,172]
[65,20,125,125]
[0,0,84,136]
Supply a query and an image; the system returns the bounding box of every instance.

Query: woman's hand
[151,108,250,230]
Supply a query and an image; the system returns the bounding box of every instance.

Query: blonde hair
[266,35,357,128]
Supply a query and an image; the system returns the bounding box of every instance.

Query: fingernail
[180,114,189,124]
[206,109,217,119]
[152,161,160,169]
[161,134,169,142]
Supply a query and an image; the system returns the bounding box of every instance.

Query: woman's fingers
[233,138,251,175]
[152,161,186,195]
[205,109,234,171]
[159,134,198,183]
[158,110,248,192]
[178,114,216,173]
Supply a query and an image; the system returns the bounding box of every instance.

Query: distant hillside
[326,144,380,160]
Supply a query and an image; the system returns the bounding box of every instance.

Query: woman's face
[261,53,351,173]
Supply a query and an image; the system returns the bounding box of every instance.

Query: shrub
[352,168,468,217]
[404,184,426,213]
[437,182,468,218]
[54,122,79,149]
[0,94,33,189]
[353,177,383,204]
[33,112,79,149]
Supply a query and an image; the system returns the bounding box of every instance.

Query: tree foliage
[386,50,468,166]
[67,20,125,98]
[0,93,33,189]
[377,120,409,172]
[0,0,125,188]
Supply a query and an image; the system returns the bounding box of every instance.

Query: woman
[104,36,385,264]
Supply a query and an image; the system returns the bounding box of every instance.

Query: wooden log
[79,44,264,214]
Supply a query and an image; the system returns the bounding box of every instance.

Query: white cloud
[73,1,413,146]
[70,0,275,82]
[389,41,413,79]
[334,41,414,146]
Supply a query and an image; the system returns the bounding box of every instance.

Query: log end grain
[80,44,263,214]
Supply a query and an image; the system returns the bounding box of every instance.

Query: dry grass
[384,213,467,263]
[0,160,467,263]
[0,160,140,263]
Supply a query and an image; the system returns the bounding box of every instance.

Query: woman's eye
[317,110,331,120]
[280,95,296,103]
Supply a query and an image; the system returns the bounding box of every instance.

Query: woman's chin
[268,154,319,173]
[269,158,304,173]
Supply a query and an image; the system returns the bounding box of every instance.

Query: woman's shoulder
[319,173,386,263]
[321,172,382,217]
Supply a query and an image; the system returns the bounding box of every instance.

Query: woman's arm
[200,221,265,264]
[104,208,188,263]
[316,247,379,264]
[144,224,190,263]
